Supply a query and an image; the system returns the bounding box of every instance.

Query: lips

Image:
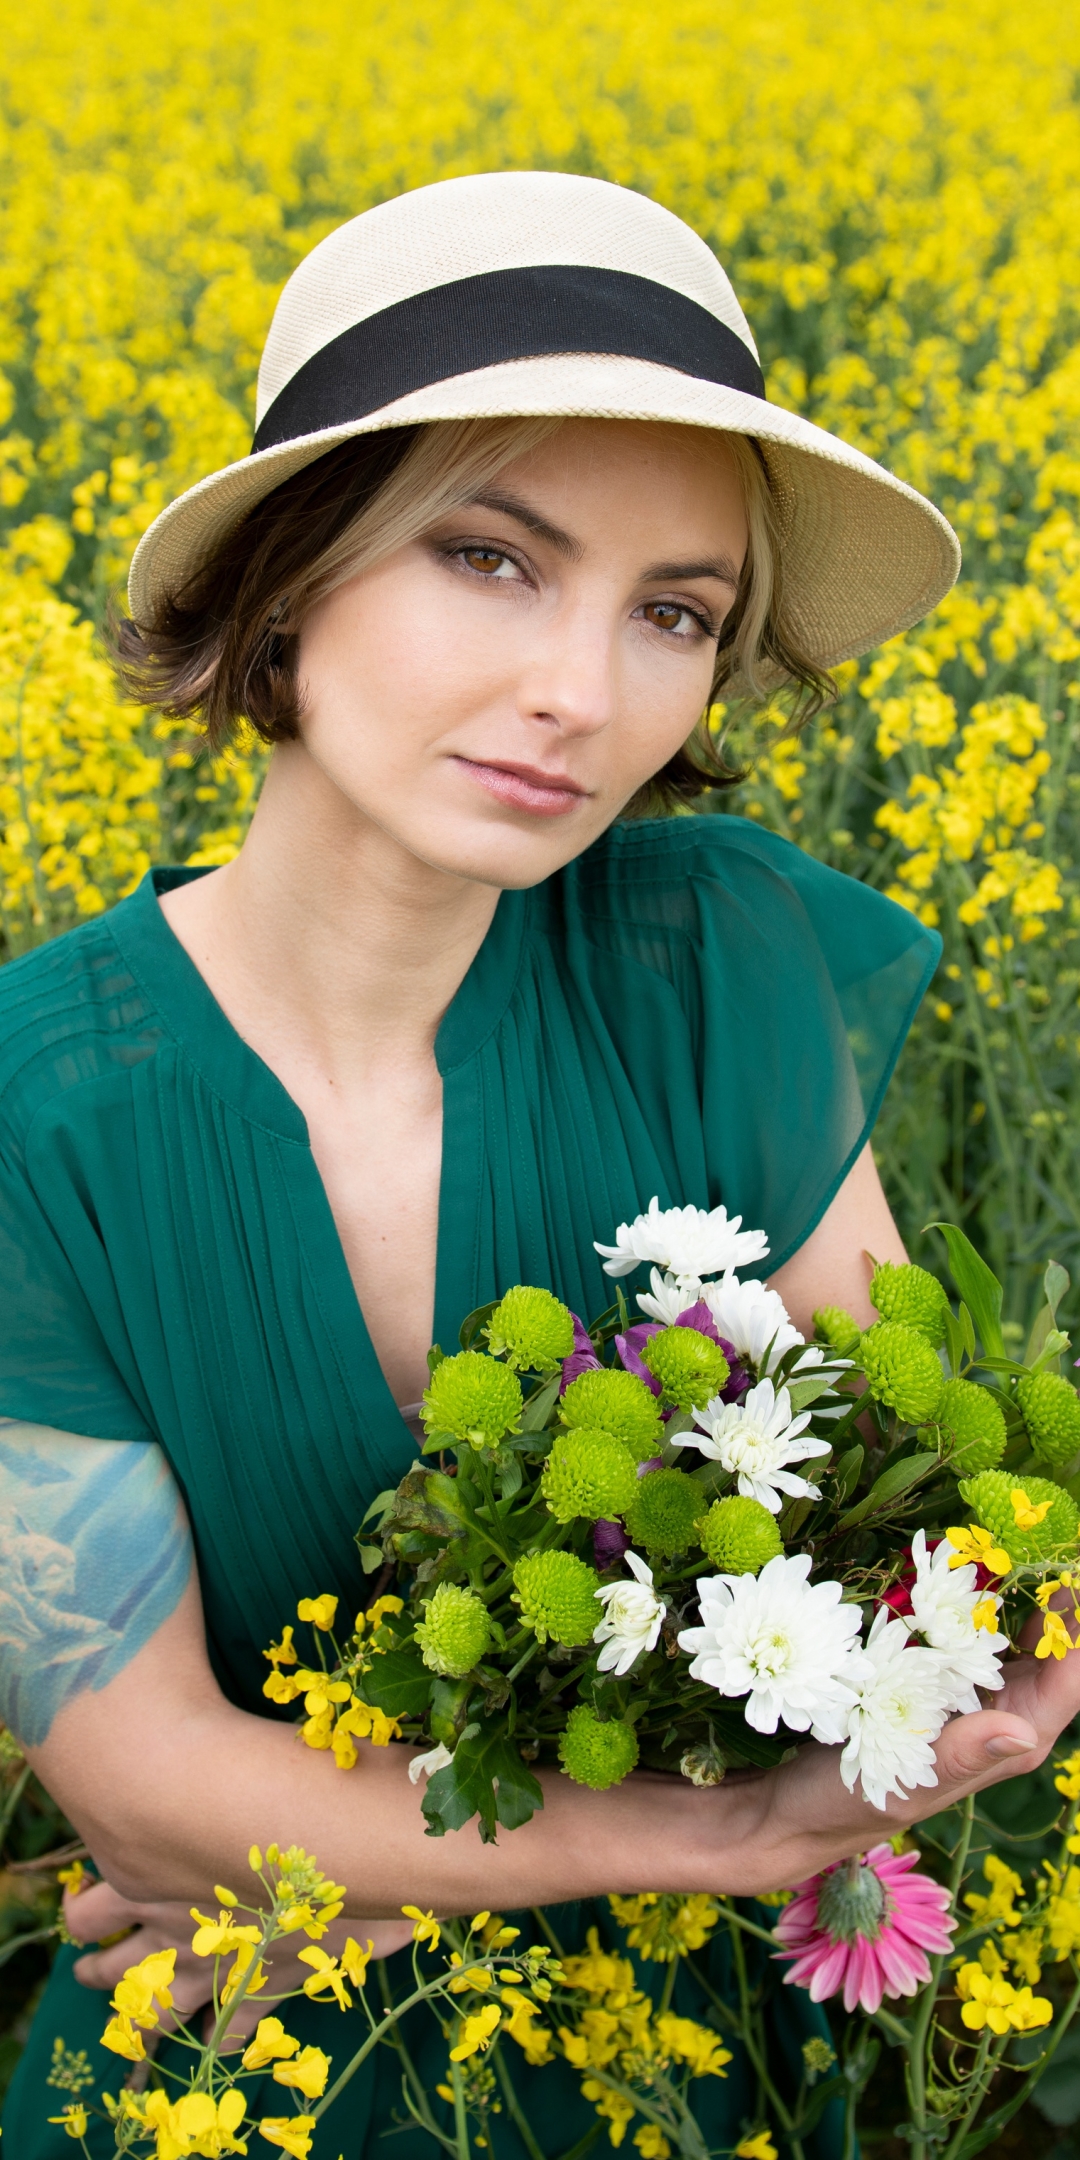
[453,756,588,817]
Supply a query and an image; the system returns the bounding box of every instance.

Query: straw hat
[129,170,960,660]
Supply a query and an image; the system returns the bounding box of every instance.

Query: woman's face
[293,420,749,888]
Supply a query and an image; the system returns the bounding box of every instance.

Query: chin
[406,809,608,890]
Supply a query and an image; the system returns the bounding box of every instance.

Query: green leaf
[942,1306,965,1377]
[381,1465,468,1543]
[360,1488,399,1529]
[925,1223,1005,1358]
[959,1300,976,1360]
[496,1448,524,1501]
[833,1445,864,1503]
[421,1719,544,1842]
[838,1451,939,1529]
[787,1371,845,1413]
[358,1644,432,1718]
[459,1301,497,1352]
[1046,1260,1071,1323]
[357,1542,384,1573]
[520,1373,561,1432]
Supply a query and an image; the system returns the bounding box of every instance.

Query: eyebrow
[467,489,584,560]
[643,555,742,590]
[463,490,741,590]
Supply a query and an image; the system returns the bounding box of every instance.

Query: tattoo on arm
[0,1420,193,1746]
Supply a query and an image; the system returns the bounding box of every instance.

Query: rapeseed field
[2,0,1080,1308]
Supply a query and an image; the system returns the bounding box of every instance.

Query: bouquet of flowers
[263,1202,1080,1844]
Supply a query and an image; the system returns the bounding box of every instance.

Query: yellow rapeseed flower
[402,1905,441,1951]
[257,2117,316,2158]
[945,1525,1011,1575]
[242,2017,300,2070]
[450,2003,502,2060]
[272,2045,331,2099]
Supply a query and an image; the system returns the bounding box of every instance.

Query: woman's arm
[767,1141,907,1337]
[14,1417,1080,1932]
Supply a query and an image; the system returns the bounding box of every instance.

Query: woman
[2,170,1075,2159]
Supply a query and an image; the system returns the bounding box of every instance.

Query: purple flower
[594,1518,632,1568]
[614,1321,664,1396]
[560,1314,604,1393]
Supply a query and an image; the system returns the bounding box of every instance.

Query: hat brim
[128,352,960,666]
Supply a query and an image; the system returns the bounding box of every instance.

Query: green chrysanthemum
[558,1704,639,1789]
[485,1284,575,1372]
[936,1377,1007,1475]
[414,1582,492,1677]
[560,1367,664,1458]
[513,1550,602,1645]
[624,1467,704,1557]
[959,1469,1080,1566]
[868,1261,949,1346]
[859,1321,945,1424]
[698,1494,783,1575]
[541,1428,640,1525]
[641,1326,730,1413]
[813,1305,863,1359]
[421,1351,523,1452]
[1017,1371,1080,1470]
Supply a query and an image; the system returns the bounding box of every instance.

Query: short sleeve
[0,1138,154,1438]
[579,816,941,1271]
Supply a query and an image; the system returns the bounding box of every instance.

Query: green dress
[0,812,938,2158]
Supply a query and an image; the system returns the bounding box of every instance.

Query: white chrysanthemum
[595,1198,770,1289]
[593,1551,666,1676]
[636,1267,705,1325]
[701,1274,803,1368]
[679,1378,831,1513]
[907,1529,1006,1714]
[841,1609,952,1810]
[677,1553,861,1740]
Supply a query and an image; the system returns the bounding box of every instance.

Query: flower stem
[905,1792,975,2160]
[493,2039,547,2160]
[451,2056,471,2160]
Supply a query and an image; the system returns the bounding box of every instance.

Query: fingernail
[985,1735,1031,1759]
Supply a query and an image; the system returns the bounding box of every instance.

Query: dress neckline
[109,866,530,1135]
[107,865,532,1460]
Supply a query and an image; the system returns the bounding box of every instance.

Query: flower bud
[937,1377,1007,1474]
[869,1261,949,1346]
[485,1284,575,1371]
[697,1494,782,1575]
[560,1366,663,1457]
[859,1320,945,1423]
[422,1350,523,1452]
[512,1550,601,1645]
[1017,1371,1080,1469]
[558,1704,639,1789]
[541,1428,640,1524]
[415,1582,493,1677]
[623,1467,704,1557]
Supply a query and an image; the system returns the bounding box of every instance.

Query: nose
[516,593,618,740]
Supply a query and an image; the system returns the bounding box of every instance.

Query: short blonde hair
[112,416,829,806]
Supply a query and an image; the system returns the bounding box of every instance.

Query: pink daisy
[772,1845,956,2014]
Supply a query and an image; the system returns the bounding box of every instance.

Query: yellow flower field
[1,0,1080,1301]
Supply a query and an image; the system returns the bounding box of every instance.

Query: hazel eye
[640,599,708,637]
[461,546,518,578]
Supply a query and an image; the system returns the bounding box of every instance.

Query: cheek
[299,577,514,763]
[617,638,718,771]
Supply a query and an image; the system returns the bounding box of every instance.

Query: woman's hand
[64,1880,415,2042]
[723,1614,1079,1897]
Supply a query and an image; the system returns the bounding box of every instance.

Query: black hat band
[252,263,766,455]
